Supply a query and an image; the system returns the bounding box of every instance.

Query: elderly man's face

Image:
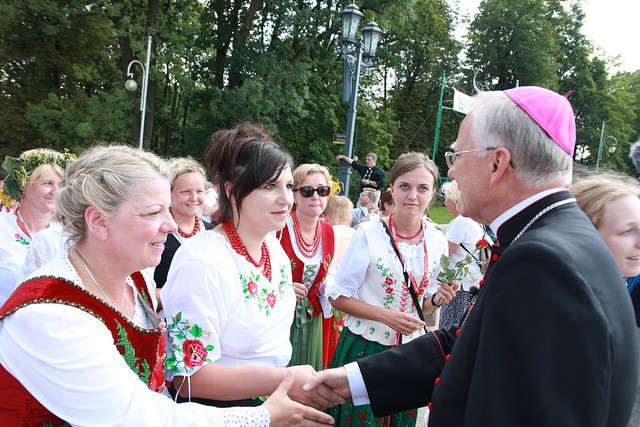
[366,156,376,167]
[447,116,491,223]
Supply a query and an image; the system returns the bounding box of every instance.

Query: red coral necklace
[176,214,201,239]
[222,219,271,280]
[291,211,321,258]
[15,207,33,239]
[389,213,429,296]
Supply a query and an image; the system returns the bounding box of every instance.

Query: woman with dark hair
[161,123,340,412]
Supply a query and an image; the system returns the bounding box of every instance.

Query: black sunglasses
[294,185,331,198]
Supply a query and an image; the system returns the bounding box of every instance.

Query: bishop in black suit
[306,87,638,426]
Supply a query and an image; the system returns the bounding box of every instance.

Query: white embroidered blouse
[325,218,448,345]
[161,230,296,380]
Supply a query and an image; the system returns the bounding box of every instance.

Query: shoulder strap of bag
[380,218,428,335]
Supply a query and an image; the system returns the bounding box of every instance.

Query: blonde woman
[0,148,74,304]
[0,145,331,426]
[573,174,640,426]
[278,164,337,370]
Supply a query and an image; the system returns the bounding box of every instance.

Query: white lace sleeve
[217,406,270,426]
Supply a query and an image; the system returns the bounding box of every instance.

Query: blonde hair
[324,196,353,225]
[390,152,438,188]
[441,180,462,209]
[572,174,640,229]
[167,157,206,189]
[293,164,331,188]
[56,145,169,246]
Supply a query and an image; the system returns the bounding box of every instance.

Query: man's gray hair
[470,91,573,188]
[367,153,377,162]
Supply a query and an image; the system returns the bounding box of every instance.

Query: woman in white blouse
[0,144,332,426]
[326,152,454,427]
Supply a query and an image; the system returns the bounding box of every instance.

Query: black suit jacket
[358,191,638,426]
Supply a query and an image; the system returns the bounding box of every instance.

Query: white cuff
[344,362,370,406]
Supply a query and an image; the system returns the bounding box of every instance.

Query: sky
[451,0,639,73]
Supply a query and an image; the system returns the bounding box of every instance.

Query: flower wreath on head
[1,148,76,201]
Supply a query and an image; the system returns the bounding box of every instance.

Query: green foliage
[0,0,636,184]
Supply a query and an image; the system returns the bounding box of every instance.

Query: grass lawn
[429,201,454,225]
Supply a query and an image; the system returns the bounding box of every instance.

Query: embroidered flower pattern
[14,233,29,246]
[166,312,213,373]
[376,258,397,308]
[240,268,289,316]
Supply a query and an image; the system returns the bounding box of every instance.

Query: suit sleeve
[358,328,456,417]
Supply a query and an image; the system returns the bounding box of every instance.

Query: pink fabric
[504,86,576,157]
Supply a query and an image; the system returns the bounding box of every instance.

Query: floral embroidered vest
[0,273,165,427]
[279,219,334,318]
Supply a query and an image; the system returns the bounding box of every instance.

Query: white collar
[489,188,567,238]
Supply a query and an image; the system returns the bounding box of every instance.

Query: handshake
[266,365,352,426]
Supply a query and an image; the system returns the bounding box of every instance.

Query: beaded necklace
[15,207,33,239]
[222,219,272,280]
[176,216,201,239]
[291,211,321,258]
[389,213,429,296]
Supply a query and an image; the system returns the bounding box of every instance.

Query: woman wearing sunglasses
[278,164,338,371]
[325,152,453,427]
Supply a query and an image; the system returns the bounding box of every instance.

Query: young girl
[326,152,454,426]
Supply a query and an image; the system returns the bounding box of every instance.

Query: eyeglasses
[294,185,331,198]
[444,147,498,169]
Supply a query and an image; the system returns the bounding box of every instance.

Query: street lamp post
[125,35,152,150]
[338,4,382,197]
[595,121,618,174]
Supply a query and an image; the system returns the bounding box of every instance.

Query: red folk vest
[0,273,165,426]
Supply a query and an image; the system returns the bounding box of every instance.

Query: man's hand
[286,365,345,410]
[303,367,351,403]
[263,371,335,426]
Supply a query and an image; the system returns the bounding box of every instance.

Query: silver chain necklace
[511,198,576,245]
[75,248,131,316]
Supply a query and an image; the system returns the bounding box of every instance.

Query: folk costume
[326,217,447,427]
[154,217,213,288]
[161,230,296,407]
[0,252,270,426]
[0,210,33,304]
[278,215,335,370]
[353,191,638,426]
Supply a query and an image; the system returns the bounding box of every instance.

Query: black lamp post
[339,4,382,197]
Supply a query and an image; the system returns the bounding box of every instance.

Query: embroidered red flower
[384,277,393,286]
[476,238,489,249]
[266,293,277,308]
[385,287,394,294]
[182,339,208,368]
[247,281,258,295]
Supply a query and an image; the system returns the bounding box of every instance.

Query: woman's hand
[293,282,309,302]
[286,365,344,410]
[433,281,459,306]
[381,309,426,335]
[263,371,335,426]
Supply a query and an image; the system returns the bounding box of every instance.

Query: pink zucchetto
[504,86,576,157]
